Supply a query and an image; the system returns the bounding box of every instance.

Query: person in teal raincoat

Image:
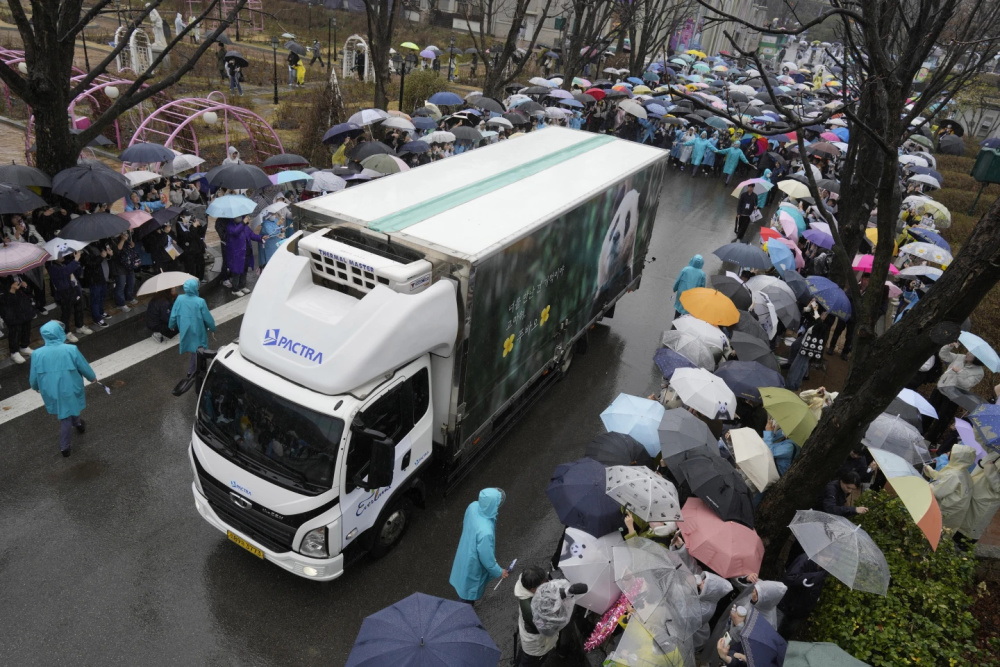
[168,278,216,374]
[672,254,706,317]
[684,131,714,177]
[29,320,97,456]
[764,418,799,475]
[449,488,509,602]
[715,144,751,185]
[757,168,772,208]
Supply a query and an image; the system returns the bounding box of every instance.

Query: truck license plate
[227,530,264,559]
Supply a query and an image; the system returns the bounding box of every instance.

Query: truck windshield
[196,362,344,494]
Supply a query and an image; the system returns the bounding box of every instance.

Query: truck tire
[604,303,616,319]
[369,496,414,559]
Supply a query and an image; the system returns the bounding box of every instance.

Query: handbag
[749,208,763,223]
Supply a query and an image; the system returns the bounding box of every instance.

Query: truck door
[341,363,432,550]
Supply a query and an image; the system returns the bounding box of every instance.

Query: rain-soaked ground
[0,163,748,665]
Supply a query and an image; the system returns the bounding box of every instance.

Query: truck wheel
[369,496,413,559]
[604,303,617,319]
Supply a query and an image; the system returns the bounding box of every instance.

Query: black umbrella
[119,142,175,164]
[782,270,812,306]
[51,164,131,204]
[348,141,395,161]
[938,119,964,137]
[214,33,232,45]
[503,111,530,125]
[205,163,271,189]
[545,457,622,536]
[940,385,987,412]
[523,86,552,95]
[0,162,51,188]
[573,92,597,104]
[451,126,483,142]
[730,331,780,372]
[133,217,165,240]
[518,101,544,114]
[284,40,307,56]
[224,51,249,68]
[714,360,785,403]
[445,46,463,55]
[330,163,362,177]
[465,47,480,55]
[763,152,788,167]
[713,242,772,269]
[585,432,654,468]
[322,122,364,145]
[732,310,770,344]
[817,178,840,193]
[710,275,753,310]
[884,398,923,431]
[938,133,966,156]
[676,454,754,527]
[658,408,716,460]
[0,183,48,214]
[58,212,130,242]
[604,90,628,100]
[152,206,183,224]
[473,96,505,114]
[262,153,309,168]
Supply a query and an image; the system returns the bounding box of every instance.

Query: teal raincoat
[715,146,751,175]
[673,254,706,314]
[449,488,505,601]
[758,169,772,208]
[684,133,714,166]
[168,278,216,354]
[29,321,97,419]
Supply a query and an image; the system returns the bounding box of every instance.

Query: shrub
[805,491,988,666]
[401,69,449,115]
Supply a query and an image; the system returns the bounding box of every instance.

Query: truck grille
[195,465,296,553]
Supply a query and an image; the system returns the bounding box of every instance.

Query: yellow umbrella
[633,85,652,95]
[869,447,942,550]
[759,387,817,445]
[729,427,780,491]
[679,288,740,326]
[865,227,898,255]
[777,180,811,200]
[400,41,419,50]
[685,49,708,58]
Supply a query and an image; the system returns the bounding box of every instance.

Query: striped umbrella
[0,241,49,276]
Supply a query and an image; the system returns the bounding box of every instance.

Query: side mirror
[351,417,395,491]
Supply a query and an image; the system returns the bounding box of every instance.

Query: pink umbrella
[784,131,798,142]
[680,497,764,578]
[0,241,49,276]
[853,254,900,275]
[820,131,840,141]
[885,280,902,298]
[119,210,153,229]
[778,212,799,241]
[777,237,805,269]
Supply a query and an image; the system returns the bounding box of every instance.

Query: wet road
[0,166,740,666]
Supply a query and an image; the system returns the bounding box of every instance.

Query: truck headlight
[300,526,328,558]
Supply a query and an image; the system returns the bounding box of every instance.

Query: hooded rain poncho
[694,572,733,649]
[684,133,714,166]
[673,254,706,314]
[515,575,559,657]
[530,579,574,637]
[29,321,97,419]
[715,145,751,175]
[449,488,505,601]
[959,453,1000,540]
[168,279,216,354]
[926,444,976,531]
[758,169,772,208]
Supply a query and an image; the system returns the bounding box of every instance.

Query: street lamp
[393,53,417,112]
[308,2,315,30]
[271,36,279,105]
[328,16,337,63]
[448,35,455,82]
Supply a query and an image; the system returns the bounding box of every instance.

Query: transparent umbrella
[607,619,690,667]
[670,315,729,354]
[661,330,715,370]
[788,510,890,595]
[862,413,930,466]
[605,465,682,523]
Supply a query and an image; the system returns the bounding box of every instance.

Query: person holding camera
[514,565,556,666]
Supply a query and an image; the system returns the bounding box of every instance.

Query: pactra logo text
[263,328,324,364]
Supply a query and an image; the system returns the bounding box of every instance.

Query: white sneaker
[10,352,25,364]
[222,280,233,288]
[65,333,79,343]
[151,332,164,343]
[239,289,250,296]
[121,305,132,313]
[232,290,243,296]
[129,298,139,305]
[78,326,93,335]
[19,347,32,356]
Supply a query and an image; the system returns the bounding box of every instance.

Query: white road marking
[0,297,249,425]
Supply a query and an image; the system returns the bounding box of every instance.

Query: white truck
[187,128,667,580]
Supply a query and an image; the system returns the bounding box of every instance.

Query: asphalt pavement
[0,164,742,666]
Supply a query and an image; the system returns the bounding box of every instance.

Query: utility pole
[271,36,279,104]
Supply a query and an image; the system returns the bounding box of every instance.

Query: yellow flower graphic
[540,305,551,325]
[503,334,515,358]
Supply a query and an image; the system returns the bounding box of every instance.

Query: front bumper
[192,482,344,581]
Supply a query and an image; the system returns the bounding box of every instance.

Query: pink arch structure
[129,95,282,164]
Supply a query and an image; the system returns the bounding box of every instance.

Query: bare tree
[0,0,245,175]
[361,0,403,110]
[556,0,618,91]
[463,0,554,98]
[620,0,697,76]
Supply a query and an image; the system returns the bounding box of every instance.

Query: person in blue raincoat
[449,488,509,603]
[757,168,772,208]
[672,254,706,317]
[169,278,216,375]
[258,212,288,269]
[638,117,656,144]
[29,320,97,457]
[714,143,751,185]
[684,131,714,177]
[569,110,584,130]
[764,418,799,475]
[702,132,719,171]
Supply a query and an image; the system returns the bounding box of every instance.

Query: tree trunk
[27,0,79,173]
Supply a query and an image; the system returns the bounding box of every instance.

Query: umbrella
[746,276,800,330]
[778,180,811,199]
[586,432,654,468]
[160,153,205,176]
[803,228,834,249]
[900,241,952,267]
[42,237,88,260]
[306,172,347,193]
[868,447,942,550]
[657,408,716,460]
[714,360,784,403]
[863,414,930,465]
[852,254,899,276]
[546,458,623,536]
[361,154,408,175]
[472,97,505,114]
[0,183,47,214]
[271,170,312,184]
[661,330,715,370]
[766,240,795,275]
[738,610,788,667]
[224,51,249,68]
[782,270,812,305]
[400,41,419,50]
[399,139,432,155]
[57,212,129,242]
[968,404,1000,448]
[676,454,754,527]
[427,91,464,106]
[729,427,779,491]
[412,116,438,130]
[760,387,817,445]
[908,226,950,253]
[214,32,232,45]
[612,538,702,642]
[896,388,938,418]
[606,465,682,522]
[601,393,666,456]
[958,331,1000,372]
[345,592,499,667]
[679,287,739,326]
[940,385,985,413]
[322,122,364,145]
[679,497,764,578]
[284,40,307,55]
[607,619,690,667]
[0,162,51,188]
[669,367,737,420]
[206,163,271,190]
[938,134,965,156]
[730,331,779,372]
[451,126,483,143]
[732,310,771,346]
[806,276,851,320]
[206,194,257,218]
[425,130,457,144]
[557,527,624,615]
[348,108,391,126]
[350,141,396,161]
[710,275,753,311]
[0,241,49,277]
[671,315,728,354]
[884,397,922,430]
[124,170,162,187]
[619,100,647,119]
[653,347,696,381]
[51,164,131,204]
[955,418,989,465]
[731,178,773,196]
[788,510,890,595]
[262,153,309,169]
[136,271,198,297]
[785,641,871,667]
[713,242,772,270]
[118,142,175,164]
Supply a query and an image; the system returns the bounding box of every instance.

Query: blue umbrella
[908,226,951,253]
[600,393,666,455]
[713,242,773,270]
[714,360,785,403]
[206,194,257,218]
[428,91,464,105]
[908,165,944,183]
[646,103,667,116]
[545,457,623,536]
[778,203,807,232]
[653,347,696,380]
[832,127,850,141]
[642,71,659,82]
[982,137,1000,148]
[322,122,363,145]
[559,98,584,108]
[626,76,643,85]
[412,116,438,130]
[969,404,1000,449]
[346,592,500,667]
[802,228,834,249]
[664,66,677,77]
[807,276,852,320]
[738,610,787,666]
[273,170,311,184]
[959,331,1000,372]
[400,140,431,154]
[767,241,795,276]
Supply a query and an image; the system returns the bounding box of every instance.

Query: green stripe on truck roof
[367,133,617,234]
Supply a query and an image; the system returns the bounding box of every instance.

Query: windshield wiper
[241,446,312,487]
[197,420,236,456]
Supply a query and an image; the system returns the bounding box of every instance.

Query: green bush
[401,69,449,116]
[805,491,988,666]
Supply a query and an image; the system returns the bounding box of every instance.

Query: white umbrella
[306,172,346,193]
[381,116,416,131]
[908,173,941,189]
[348,108,390,126]
[778,180,811,199]
[136,271,197,297]
[124,170,162,186]
[789,509,891,595]
[898,264,943,279]
[896,388,938,418]
[661,330,716,370]
[809,221,832,236]
[425,130,456,144]
[729,427,779,491]
[42,237,89,258]
[605,465,682,522]
[751,292,779,340]
[487,116,513,129]
[898,154,928,167]
[263,202,290,215]
[669,367,737,420]
[899,242,952,266]
[528,76,556,87]
[619,99,647,119]
[557,527,624,615]
[671,314,728,354]
[160,153,205,176]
